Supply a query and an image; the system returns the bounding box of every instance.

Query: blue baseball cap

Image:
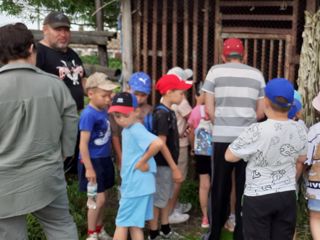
[265,78,294,108]
[128,72,152,94]
[288,99,302,119]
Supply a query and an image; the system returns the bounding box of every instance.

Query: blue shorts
[116,194,154,228]
[308,199,320,212]
[78,157,115,193]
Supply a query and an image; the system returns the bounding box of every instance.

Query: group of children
[77,61,320,240]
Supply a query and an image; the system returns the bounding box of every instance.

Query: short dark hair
[268,96,291,113]
[0,23,35,64]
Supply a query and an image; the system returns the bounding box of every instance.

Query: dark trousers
[208,142,246,240]
[242,191,296,240]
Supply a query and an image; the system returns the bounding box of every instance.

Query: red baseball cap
[223,38,244,57]
[156,74,192,95]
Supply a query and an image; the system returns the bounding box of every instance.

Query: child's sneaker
[98,228,112,240]
[175,202,192,214]
[224,214,236,232]
[160,230,184,239]
[86,232,98,240]
[168,211,189,224]
[201,216,210,228]
[147,235,163,240]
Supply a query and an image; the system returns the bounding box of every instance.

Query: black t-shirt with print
[152,104,179,166]
[36,42,85,110]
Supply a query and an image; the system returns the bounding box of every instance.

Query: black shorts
[194,155,211,175]
[78,157,115,193]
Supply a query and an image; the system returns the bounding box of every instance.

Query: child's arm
[225,146,241,162]
[158,135,183,183]
[112,136,122,170]
[296,155,307,180]
[205,93,215,123]
[79,131,96,183]
[135,138,164,172]
[188,126,195,155]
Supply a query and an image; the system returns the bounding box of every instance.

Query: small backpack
[143,105,170,132]
[194,105,213,156]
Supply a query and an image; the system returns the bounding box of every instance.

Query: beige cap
[86,72,119,91]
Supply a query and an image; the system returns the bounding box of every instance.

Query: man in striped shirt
[202,38,265,240]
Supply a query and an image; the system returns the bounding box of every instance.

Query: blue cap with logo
[128,72,152,94]
[265,78,294,108]
[288,99,302,119]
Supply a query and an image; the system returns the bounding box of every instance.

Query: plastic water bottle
[87,182,97,209]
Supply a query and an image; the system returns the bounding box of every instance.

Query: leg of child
[129,227,144,240]
[161,203,171,224]
[88,192,106,233]
[149,207,160,239]
[113,226,128,240]
[96,192,107,227]
[310,210,320,239]
[199,174,210,219]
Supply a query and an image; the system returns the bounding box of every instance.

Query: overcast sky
[0,14,39,29]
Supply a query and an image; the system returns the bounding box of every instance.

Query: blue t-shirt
[121,123,157,198]
[79,105,112,158]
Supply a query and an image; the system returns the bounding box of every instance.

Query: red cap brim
[108,106,134,114]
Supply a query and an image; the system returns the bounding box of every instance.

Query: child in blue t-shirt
[108,92,164,240]
[78,72,119,240]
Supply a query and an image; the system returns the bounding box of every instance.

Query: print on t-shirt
[57,59,84,85]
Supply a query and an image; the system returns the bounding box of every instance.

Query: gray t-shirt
[0,63,78,218]
[229,119,307,196]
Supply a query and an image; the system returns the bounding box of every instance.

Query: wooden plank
[268,40,274,80]
[151,0,158,105]
[277,40,283,77]
[290,0,298,81]
[253,39,258,68]
[284,36,292,80]
[220,1,293,7]
[172,0,178,66]
[162,0,168,75]
[192,0,199,98]
[221,33,287,40]
[306,0,318,13]
[202,0,209,82]
[261,39,266,75]
[222,27,291,35]
[135,0,142,71]
[244,38,248,65]
[183,0,189,71]
[221,14,293,21]
[33,30,116,45]
[214,0,221,64]
[142,0,148,73]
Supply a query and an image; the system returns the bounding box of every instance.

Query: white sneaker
[168,211,190,224]
[160,230,184,239]
[86,232,98,240]
[98,228,112,240]
[174,202,192,214]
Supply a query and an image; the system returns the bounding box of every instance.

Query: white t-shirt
[229,119,307,196]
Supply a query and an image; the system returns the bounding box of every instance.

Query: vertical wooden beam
[306,0,317,14]
[202,0,209,82]
[284,36,292,80]
[183,0,189,71]
[277,40,283,77]
[253,39,258,68]
[192,0,199,101]
[290,0,299,81]
[95,0,108,66]
[244,38,248,65]
[135,0,142,71]
[172,0,178,66]
[268,40,274,80]
[121,0,133,88]
[162,0,168,75]
[214,0,221,64]
[151,0,158,105]
[142,0,148,73]
[261,39,266,76]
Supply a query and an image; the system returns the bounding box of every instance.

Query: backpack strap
[155,105,170,112]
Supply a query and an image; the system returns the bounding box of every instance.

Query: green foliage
[179,179,200,210]
[26,214,46,240]
[0,0,120,29]
[81,55,122,69]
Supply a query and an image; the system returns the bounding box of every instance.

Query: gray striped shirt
[202,63,265,143]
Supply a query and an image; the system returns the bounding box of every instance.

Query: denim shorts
[308,199,320,212]
[78,157,115,193]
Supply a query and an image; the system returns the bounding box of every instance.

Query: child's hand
[135,161,149,172]
[86,168,96,183]
[172,168,183,183]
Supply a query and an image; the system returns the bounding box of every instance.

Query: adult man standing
[0,23,78,239]
[36,11,85,111]
[202,38,265,240]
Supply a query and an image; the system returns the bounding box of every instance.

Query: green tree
[0,0,120,29]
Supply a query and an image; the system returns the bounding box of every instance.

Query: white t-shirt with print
[229,119,307,196]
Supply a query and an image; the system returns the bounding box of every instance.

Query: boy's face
[112,111,136,128]
[133,91,148,106]
[168,89,185,105]
[88,88,112,110]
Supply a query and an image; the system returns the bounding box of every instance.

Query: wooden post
[121,0,133,88]
[95,0,108,66]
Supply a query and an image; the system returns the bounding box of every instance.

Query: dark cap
[43,11,70,29]
[108,92,138,115]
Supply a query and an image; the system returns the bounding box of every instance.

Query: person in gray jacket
[0,23,79,240]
